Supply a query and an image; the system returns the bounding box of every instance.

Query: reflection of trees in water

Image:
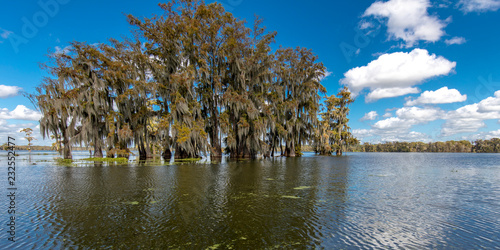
[41,164,177,248]
[39,158,350,248]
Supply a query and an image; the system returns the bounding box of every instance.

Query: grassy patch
[55,158,75,167]
[82,157,129,162]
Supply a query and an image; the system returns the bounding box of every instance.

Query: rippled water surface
[1,151,500,249]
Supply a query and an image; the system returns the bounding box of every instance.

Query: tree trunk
[336,148,342,156]
[138,141,147,160]
[62,134,72,159]
[145,143,153,158]
[162,147,172,161]
[93,143,103,158]
[210,108,222,159]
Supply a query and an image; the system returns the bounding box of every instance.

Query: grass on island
[82,157,129,162]
[55,158,75,167]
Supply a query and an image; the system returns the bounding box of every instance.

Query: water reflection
[1,152,499,248]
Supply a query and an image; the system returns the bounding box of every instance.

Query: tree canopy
[33,0,357,160]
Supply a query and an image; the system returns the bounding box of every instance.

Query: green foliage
[351,139,500,153]
[34,0,358,160]
[314,87,358,156]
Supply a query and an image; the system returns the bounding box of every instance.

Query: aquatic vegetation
[174,158,202,162]
[293,186,312,190]
[55,158,74,166]
[122,201,140,205]
[82,157,129,162]
[281,195,301,199]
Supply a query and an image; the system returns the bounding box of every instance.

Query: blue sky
[1,0,500,145]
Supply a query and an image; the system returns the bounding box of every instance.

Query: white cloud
[361,111,379,121]
[341,49,456,102]
[0,28,12,39]
[0,105,42,121]
[477,90,500,112]
[445,37,467,45]
[441,91,500,136]
[363,0,448,47]
[441,118,486,136]
[366,87,420,102]
[462,129,500,140]
[396,106,444,122]
[54,45,72,55]
[355,106,443,142]
[319,70,332,81]
[0,85,22,98]
[360,21,374,30]
[405,87,467,106]
[383,112,393,118]
[458,0,500,13]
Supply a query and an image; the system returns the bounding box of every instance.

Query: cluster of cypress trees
[33,0,357,160]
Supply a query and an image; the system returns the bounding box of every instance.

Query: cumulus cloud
[355,91,500,141]
[363,0,448,47]
[366,87,420,102]
[405,87,467,106]
[341,49,456,102]
[0,85,22,98]
[445,37,467,45]
[0,105,42,121]
[464,129,500,140]
[441,91,500,136]
[477,90,500,112]
[361,111,379,121]
[441,118,486,136]
[458,0,500,13]
[355,106,443,142]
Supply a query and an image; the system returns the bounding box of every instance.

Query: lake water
[1,151,500,249]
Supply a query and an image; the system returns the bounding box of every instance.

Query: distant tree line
[30,0,357,160]
[349,139,500,153]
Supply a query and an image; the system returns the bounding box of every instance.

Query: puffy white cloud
[477,90,500,112]
[355,106,443,142]
[441,118,486,136]
[396,106,444,121]
[341,49,456,102]
[441,91,500,136]
[0,105,42,121]
[366,87,420,102]
[361,111,379,121]
[353,129,374,137]
[363,0,448,47]
[405,87,467,106]
[445,37,467,45]
[373,117,411,130]
[0,85,22,98]
[462,129,500,140]
[458,0,500,13]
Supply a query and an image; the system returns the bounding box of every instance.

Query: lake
[1,151,500,249]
